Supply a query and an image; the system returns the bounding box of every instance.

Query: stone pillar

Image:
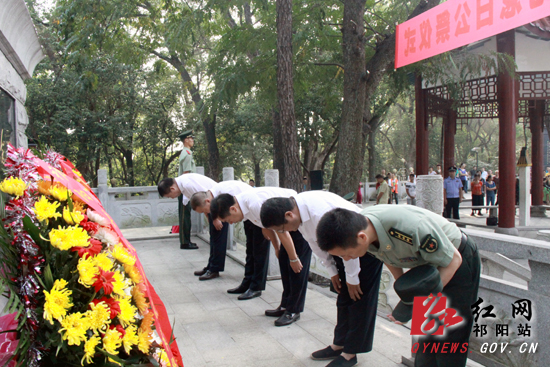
[518,166,531,227]
[264,169,281,277]
[265,169,279,187]
[496,30,518,234]
[97,169,109,212]
[530,100,546,217]
[223,167,236,251]
[223,167,234,181]
[415,75,429,175]
[416,175,443,215]
[191,168,204,235]
[443,110,456,178]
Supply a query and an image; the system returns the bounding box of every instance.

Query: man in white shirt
[260,191,383,367]
[405,174,417,206]
[157,174,229,281]
[211,187,312,327]
[190,181,269,300]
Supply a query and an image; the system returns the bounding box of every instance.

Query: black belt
[459,232,468,253]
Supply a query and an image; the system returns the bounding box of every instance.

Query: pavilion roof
[524,17,550,39]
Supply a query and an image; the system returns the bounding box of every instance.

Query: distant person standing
[485,175,496,213]
[390,173,399,204]
[375,174,390,205]
[459,163,468,194]
[303,176,308,191]
[405,174,416,205]
[436,164,442,175]
[356,182,363,204]
[428,166,436,175]
[249,179,256,187]
[470,174,484,217]
[443,166,463,219]
[177,130,198,250]
[494,170,500,204]
[481,167,488,181]
[543,176,550,204]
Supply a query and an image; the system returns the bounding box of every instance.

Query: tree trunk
[275,0,302,192]
[272,108,285,181]
[123,149,135,187]
[368,129,376,182]
[254,159,261,186]
[329,0,367,196]
[203,114,220,179]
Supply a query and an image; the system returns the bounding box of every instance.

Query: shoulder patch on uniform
[186,150,191,154]
[420,235,439,253]
[389,227,413,246]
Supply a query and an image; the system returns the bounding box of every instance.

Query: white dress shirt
[294,191,362,285]
[175,173,217,205]
[210,180,254,197]
[236,187,297,228]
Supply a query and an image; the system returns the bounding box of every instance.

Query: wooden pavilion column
[443,108,457,178]
[530,100,545,207]
[496,30,518,233]
[415,75,429,175]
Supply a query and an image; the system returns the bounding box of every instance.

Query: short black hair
[158,178,175,197]
[316,208,368,252]
[210,193,236,220]
[409,173,415,178]
[249,179,255,183]
[190,192,208,210]
[375,174,384,179]
[260,197,295,228]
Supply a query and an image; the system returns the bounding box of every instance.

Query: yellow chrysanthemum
[122,325,139,354]
[112,271,128,297]
[34,196,62,222]
[137,328,153,354]
[85,301,111,334]
[0,177,26,198]
[124,264,142,285]
[49,225,90,251]
[117,296,137,327]
[81,335,100,365]
[111,244,136,266]
[158,349,172,367]
[50,184,72,201]
[131,286,149,314]
[37,180,52,196]
[63,206,85,225]
[43,279,73,324]
[59,312,90,346]
[93,253,114,272]
[77,256,98,287]
[102,328,122,355]
[72,200,85,213]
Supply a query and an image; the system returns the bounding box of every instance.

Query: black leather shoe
[311,346,343,360]
[199,270,219,281]
[274,311,300,326]
[194,267,208,276]
[325,356,357,367]
[237,289,261,300]
[265,306,285,317]
[180,243,198,250]
[227,284,249,294]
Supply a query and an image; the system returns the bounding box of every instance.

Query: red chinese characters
[476,0,494,30]
[405,27,417,56]
[436,10,451,44]
[419,19,433,50]
[455,2,472,36]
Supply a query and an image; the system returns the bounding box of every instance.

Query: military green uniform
[178,133,196,246]
[361,205,480,367]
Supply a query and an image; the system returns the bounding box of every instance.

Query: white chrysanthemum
[86,209,111,227]
[94,227,120,246]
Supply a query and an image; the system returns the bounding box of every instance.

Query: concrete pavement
[126,230,412,367]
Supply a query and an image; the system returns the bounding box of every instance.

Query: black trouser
[206,213,229,272]
[460,179,468,193]
[242,220,270,291]
[415,235,481,367]
[278,230,312,313]
[444,198,460,219]
[333,255,383,354]
[178,195,192,245]
[472,194,483,215]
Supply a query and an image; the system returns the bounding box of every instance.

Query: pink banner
[395,0,550,68]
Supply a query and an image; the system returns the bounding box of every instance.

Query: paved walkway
[125,229,412,367]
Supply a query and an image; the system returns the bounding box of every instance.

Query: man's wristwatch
[289,258,300,263]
